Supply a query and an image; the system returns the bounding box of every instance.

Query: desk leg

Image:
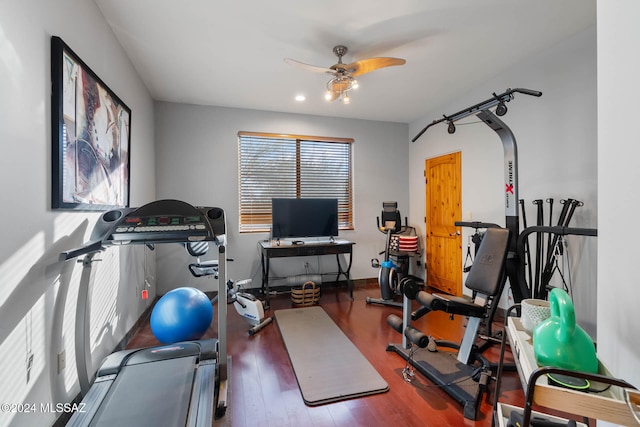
[335,251,354,300]
[261,252,270,310]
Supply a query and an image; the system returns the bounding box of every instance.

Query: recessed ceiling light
[295,94,306,102]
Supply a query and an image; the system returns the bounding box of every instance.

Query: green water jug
[533,288,599,373]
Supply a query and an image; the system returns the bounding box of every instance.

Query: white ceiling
[95,0,595,124]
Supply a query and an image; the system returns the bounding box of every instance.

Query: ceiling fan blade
[346,57,406,77]
[284,58,336,74]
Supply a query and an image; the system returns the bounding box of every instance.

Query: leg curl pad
[386,314,403,334]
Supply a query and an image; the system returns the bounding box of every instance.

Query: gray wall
[408,27,598,335]
[154,104,409,293]
[597,0,640,405]
[0,2,156,426]
[2,2,639,426]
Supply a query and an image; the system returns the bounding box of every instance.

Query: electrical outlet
[58,350,66,374]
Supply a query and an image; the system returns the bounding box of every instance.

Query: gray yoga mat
[275,306,389,405]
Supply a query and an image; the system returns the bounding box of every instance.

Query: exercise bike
[224,279,273,336]
[187,241,272,336]
[367,201,422,308]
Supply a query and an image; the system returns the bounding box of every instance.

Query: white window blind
[238,132,354,233]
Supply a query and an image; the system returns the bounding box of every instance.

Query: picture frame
[51,36,131,211]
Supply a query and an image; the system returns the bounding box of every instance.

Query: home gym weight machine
[385,88,542,420]
[62,199,232,427]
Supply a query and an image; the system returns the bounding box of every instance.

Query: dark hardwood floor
[127,283,528,427]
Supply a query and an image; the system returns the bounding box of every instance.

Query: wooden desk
[258,239,354,308]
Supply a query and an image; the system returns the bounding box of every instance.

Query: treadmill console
[101,199,224,244]
[61,199,226,261]
[110,212,209,243]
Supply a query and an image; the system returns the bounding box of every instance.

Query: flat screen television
[271,198,339,239]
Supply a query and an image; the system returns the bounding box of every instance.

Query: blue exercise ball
[150,287,213,344]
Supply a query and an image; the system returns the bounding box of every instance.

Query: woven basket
[291,281,320,307]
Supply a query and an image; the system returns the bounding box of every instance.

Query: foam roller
[416,290,437,309]
[404,326,429,348]
[386,314,403,334]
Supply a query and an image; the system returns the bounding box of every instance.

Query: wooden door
[425,152,462,295]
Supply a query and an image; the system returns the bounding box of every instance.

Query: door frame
[425,151,462,295]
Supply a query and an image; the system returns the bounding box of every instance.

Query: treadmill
[63,200,231,427]
[67,340,220,426]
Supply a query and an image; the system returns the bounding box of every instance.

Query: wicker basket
[291,281,320,306]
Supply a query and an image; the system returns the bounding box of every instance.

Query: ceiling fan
[285,45,406,104]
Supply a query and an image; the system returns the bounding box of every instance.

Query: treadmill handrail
[59,240,105,262]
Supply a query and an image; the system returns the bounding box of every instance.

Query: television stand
[258,239,354,309]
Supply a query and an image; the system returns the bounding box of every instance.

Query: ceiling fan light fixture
[286,44,405,105]
[325,75,358,103]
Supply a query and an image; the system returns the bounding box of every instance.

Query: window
[238,131,354,233]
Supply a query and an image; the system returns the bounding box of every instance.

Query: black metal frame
[51,36,132,211]
[516,225,596,300]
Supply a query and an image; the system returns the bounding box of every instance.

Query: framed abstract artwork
[51,36,131,210]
